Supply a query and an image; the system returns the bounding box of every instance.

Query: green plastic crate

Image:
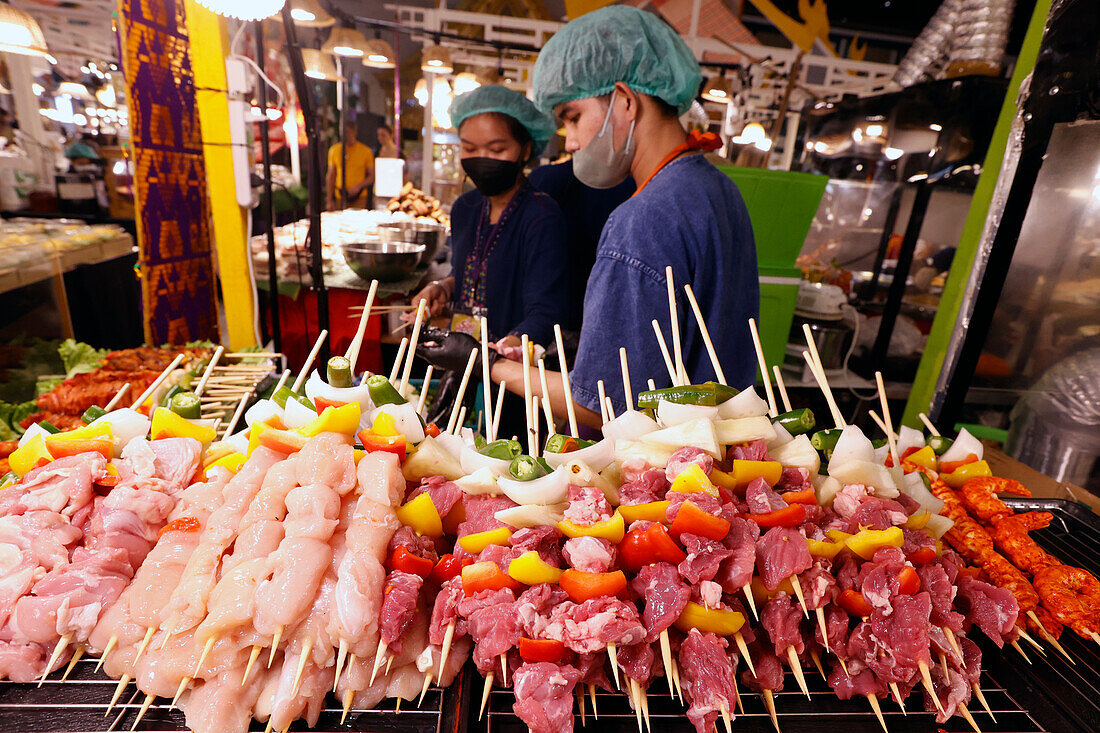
[717,166,828,269]
[758,266,802,372]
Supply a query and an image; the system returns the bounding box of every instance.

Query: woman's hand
[407,279,452,320]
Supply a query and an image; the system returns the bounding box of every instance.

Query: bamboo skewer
[292,330,328,393]
[650,320,679,386]
[59,647,83,682]
[538,360,555,432]
[919,412,940,436]
[874,372,901,467]
[130,693,155,730]
[417,365,434,416]
[492,380,506,443]
[131,354,185,408]
[683,283,727,385]
[607,642,620,690]
[554,324,580,437]
[399,300,427,395]
[388,338,408,385]
[802,350,845,429]
[659,630,675,696]
[446,349,480,435]
[223,391,252,437]
[619,348,634,409]
[604,396,616,421]
[665,267,687,385]
[762,690,779,732]
[480,317,495,440]
[597,380,609,423]
[104,383,131,412]
[452,406,467,434]
[920,659,945,714]
[345,281,379,369]
[733,633,755,677]
[790,573,809,617]
[742,585,759,621]
[772,365,792,413]
[748,318,778,417]
[522,335,535,456]
[787,646,810,699]
[959,703,983,733]
[973,683,996,721]
[1027,610,1073,662]
[867,694,888,733]
[479,672,493,719]
[38,632,72,686]
[437,621,455,679]
[193,346,224,397]
[815,606,831,654]
[889,681,906,713]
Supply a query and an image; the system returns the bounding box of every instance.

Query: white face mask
[572,88,636,189]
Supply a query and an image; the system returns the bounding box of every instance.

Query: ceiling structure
[11,0,120,77]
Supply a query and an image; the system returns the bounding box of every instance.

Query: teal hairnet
[449,85,557,157]
[533,6,702,116]
[64,142,100,160]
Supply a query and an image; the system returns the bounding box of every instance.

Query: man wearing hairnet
[487,6,759,427]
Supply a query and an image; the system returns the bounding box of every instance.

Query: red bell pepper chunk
[668,500,731,542]
[780,488,817,505]
[424,422,442,438]
[896,566,921,595]
[907,546,937,566]
[747,503,807,528]
[429,553,472,585]
[519,637,568,664]
[618,524,688,571]
[901,446,921,460]
[461,561,521,594]
[159,516,202,538]
[939,454,979,475]
[838,588,873,617]
[358,430,408,461]
[313,396,348,413]
[648,523,688,564]
[387,546,434,578]
[558,569,627,603]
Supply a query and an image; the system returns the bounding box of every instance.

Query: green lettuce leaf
[58,339,108,378]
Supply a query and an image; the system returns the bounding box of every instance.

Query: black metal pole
[862,184,904,302]
[340,61,348,208]
[871,182,931,371]
[281,5,329,364]
[254,22,281,354]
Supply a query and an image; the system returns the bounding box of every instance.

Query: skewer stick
[761,690,780,733]
[672,657,684,703]
[445,348,480,435]
[888,681,906,713]
[193,637,215,677]
[96,636,118,673]
[491,380,506,442]
[787,646,810,699]
[268,627,283,668]
[522,335,535,456]
[810,648,826,680]
[940,652,951,679]
[193,345,224,398]
[416,365,434,416]
[345,280,379,368]
[370,642,389,686]
[720,704,732,733]
[866,694,888,733]
[732,675,743,714]
[1010,639,1031,663]
[1089,630,1100,646]
[919,659,945,714]
[104,383,131,412]
[292,330,328,392]
[1016,626,1045,655]
[538,360,555,432]
[554,324,580,437]
[291,638,313,695]
[748,318,778,417]
[650,320,679,386]
[802,351,845,428]
[500,652,509,686]
[972,683,996,721]
[635,677,651,733]
[597,380,609,423]
[629,679,643,733]
[388,338,408,385]
[244,645,263,686]
[589,683,599,719]
[60,647,84,682]
[607,642,621,690]
[959,703,983,733]
[839,657,850,677]
[684,284,727,385]
[104,673,131,716]
[874,372,900,467]
[341,689,354,724]
[943,627,964,663]
[1027,610,1073,662]
[815,607,831,654]
[742,585,759,621]
[659,630,675,696]
[452,407,467,435]
[131,353,186,408]
[605,396,617,421]
[577,684,586,726]
[222,390,251,437]
[619,348,634,409]
[130,693,155,731]
[398,300,428,395]
[132,626,155,668]
[419,673,433,706]
[333,641,350,693]
[734,633,755,677]
[648,379,656,391]
[480,317,494,438]
[438,621,455,679]
[38,632,73,685]
[918,412,940,436]
[479,672,493,719]
[665,267,687,385]
[271,370,291,393]
[789,574,809,617]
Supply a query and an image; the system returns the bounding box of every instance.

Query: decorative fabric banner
[122,0,218,344]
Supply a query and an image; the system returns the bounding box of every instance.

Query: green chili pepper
[160,384,185,407]
[479,438,522,461]
[544,434,579,454]
[871,438,887,449]
[367,374,406,407]
[37,421,60,434]
[772,408,816,435]
[929,436,954,456]
[327,356,353,388]
[169,391,202,420]
[474,434,487,451]
[294,395,315,411]
[509,455,549,481]
[0,472,17,488]
[810,428,843,460]
[81,405,108,424]
[636,381,739,411]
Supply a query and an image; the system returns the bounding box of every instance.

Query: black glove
[416,326,499,374]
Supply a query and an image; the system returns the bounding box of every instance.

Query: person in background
[326,117,375,209]
[376,123,399,159]
[529,158,635,331]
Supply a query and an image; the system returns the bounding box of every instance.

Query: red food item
[424,422,441,438]
[462,561,521,594]
[838,588,874,617]
[430,553,472,585]
[388,546,434,578]
[558,569,627,603]
[358,430,407,460]
[897,566,921,595]
[907,547,938,565]
[939,454,979,475]
[780,488,817,505]
[312,396,348,413]
[47,436,113,460]
[619,523,688,571]
[669,500,731,542]
[747,503,806,528]
[160,516,202,538]
[519,637,568,664]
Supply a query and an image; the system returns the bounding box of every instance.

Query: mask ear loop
[598,87,619,137]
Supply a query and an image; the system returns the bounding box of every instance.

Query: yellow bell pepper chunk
[394,492,444,538]
[618,501,670,525]
[508,551,563,585]
[750,575,794,604]
[729,460,783,489]
[808,537,845,559]
[904,446,937,472]
[556,510,625,543]
[709,468,736,491]
[941,460,992,488]
[353,448,366,465]
[904,511,931,530]
[151,408,216,445]
[458,526,514,554]
[298,402,362,438]
[668,463,720,497]
[202,442,236,467]
[371,411,400,437]
[9,435,52,477]
[844,526,904,561]
[56,422,113,441]
[673,602,746,636]
[207,451,247,473]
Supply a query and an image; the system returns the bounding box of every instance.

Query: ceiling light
[322,27,368,58]
[0,4,50,58]
[57,81,92,99]
[301,48,343,82]
[288,0,334,27]
[421,44,453,74]
[453,71,480,95]
[194,0,286,21]
[362,38,395,69]
[865,123,884,138]
[95,85,116,107]
[929,123,942,132]
[884,146,904,160]
[701,76,733,104]
[731,122,771,151]
[31,82,44,96]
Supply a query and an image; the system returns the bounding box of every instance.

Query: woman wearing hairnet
[482,6,759,427]
[409,84,570,349]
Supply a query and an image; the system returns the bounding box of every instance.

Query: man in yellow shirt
[326,118,375,209]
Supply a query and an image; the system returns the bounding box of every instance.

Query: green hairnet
[533,6,702,116]
[64,142,100,160]
[449,85,557,157]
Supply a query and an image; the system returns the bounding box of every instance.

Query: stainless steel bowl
[341,241,425,283]
[377,221,447,263]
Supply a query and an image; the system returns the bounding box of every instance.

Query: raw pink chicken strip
[0,510,82,630]
[295,432,357,497]
[159,448,283,635]
[178,652,270,733]
[0,452,105,519]
[261,646,336,732]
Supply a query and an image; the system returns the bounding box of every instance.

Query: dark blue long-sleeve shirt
[570,154,759,414]
[449,185,570,346]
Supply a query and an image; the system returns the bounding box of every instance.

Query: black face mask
[461,156,522,196]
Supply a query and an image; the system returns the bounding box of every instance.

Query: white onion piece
[455,467,501,496]
[717,387,769,419]
[459,444,512,477]
[497,465,571,505]
[873,443,890,465]
[542,438,613,472]
[304,370,373,411]
[222,429,250,454]
[89,408,150,450]
[17,422,49,448]
[601,410,659,442]
[657,400,719,427]
[767,421,794,448]
[435,432,466,461]
[897,425,925,458]
[940,427,983,465]
[369,403,425,443]
[282,398,317,430]
[828,425,876,472]
[496,503,567,529]
[460,427,477,446]
[245,399,284,428]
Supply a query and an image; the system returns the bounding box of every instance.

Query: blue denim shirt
[570,154,759,414]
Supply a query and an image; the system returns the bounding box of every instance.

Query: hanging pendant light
[453,71,479,95]
[322,27,369,58]
[363,38,396,69]
[57,81,92,99]
[287,0,334,27]
[301,48,343,82]
[0,3,50,59]
[421,44,453,74]
[194,0,285,22]
[701,75,733,104]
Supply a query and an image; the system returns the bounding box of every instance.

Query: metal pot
[341,241,425,283]
[792,315,854,370]
[377,221,446,263]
